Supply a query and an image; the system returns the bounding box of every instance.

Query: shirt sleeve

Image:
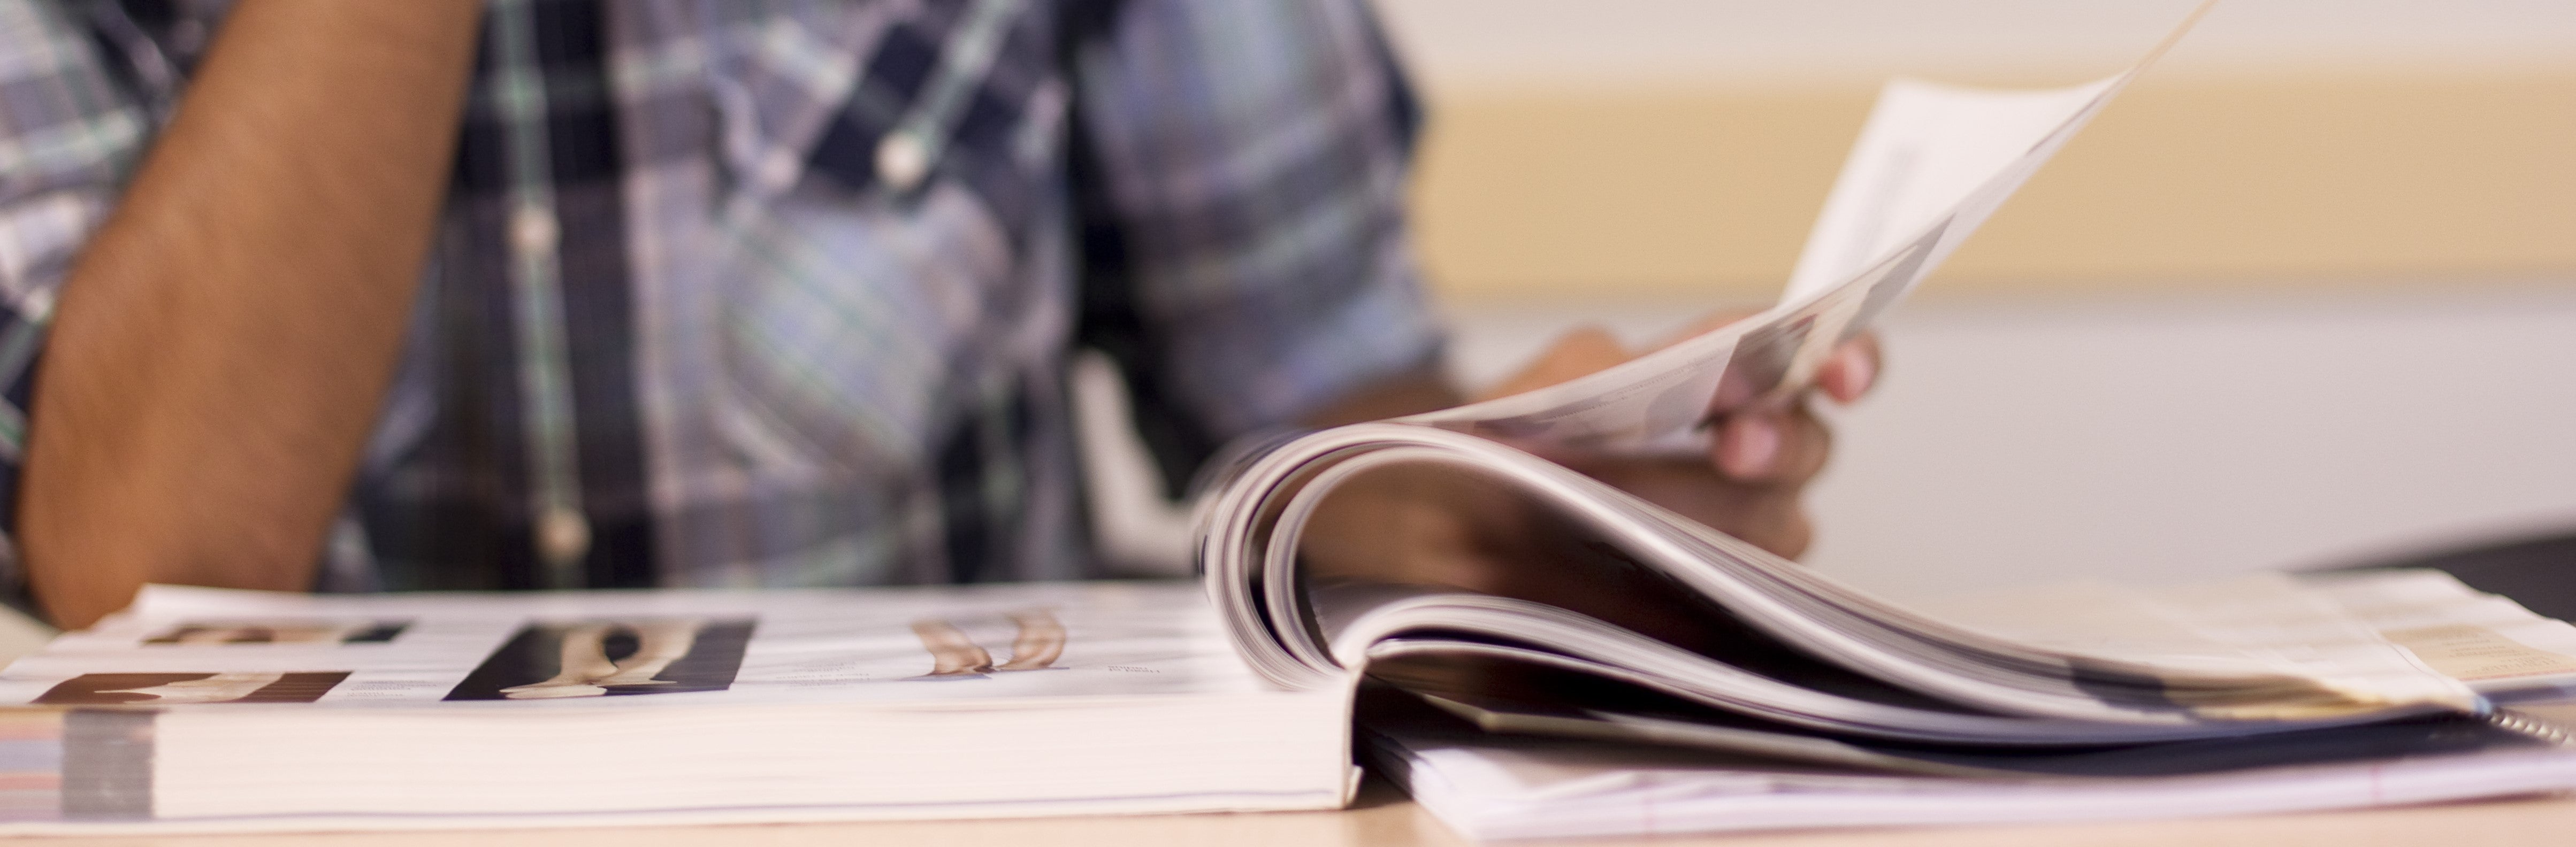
[0,0,155,584]
[1067,0,1446,494]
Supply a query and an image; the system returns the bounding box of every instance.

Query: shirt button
[509,205,560,257]
[537,506,592,570]
[756,150,801,193]
[875,130,931,192]
[21,287,53,321]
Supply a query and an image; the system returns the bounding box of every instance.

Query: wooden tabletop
[11,782,2576,846]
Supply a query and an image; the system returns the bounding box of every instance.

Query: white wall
[1441,285,2576,599]
[1376,0,2576,90]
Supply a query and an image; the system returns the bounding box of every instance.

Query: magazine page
[1778,78,2112,304]
[1902,570,2576,699]
[1396,4,2211,452]
[0,581,1274,708]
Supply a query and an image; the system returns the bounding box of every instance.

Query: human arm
[1065,0,1878,590]
[17,0,483,628]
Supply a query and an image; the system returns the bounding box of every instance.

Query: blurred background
[1373,0,2576,597]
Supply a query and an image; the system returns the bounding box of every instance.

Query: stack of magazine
[6,3,2574,838]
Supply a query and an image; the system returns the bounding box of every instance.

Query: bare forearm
[21,1,483,627]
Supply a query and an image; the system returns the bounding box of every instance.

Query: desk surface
[13,786,2576,847]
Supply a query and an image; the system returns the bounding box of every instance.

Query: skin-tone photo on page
[500,620,706,699]
[910,609,1069,678]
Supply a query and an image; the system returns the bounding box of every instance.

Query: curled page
[1402,4,2209,452]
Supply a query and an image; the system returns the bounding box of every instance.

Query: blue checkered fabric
[0,0,1442,591]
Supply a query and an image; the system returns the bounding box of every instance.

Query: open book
[7,3,2573,837]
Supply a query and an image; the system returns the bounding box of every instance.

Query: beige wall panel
[1409,72,2576,301]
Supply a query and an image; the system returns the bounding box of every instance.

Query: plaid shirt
[0,0,1441,591]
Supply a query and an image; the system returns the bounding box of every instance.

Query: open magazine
[1194,1,2546,744]
[1205,419,2576,744]
[2,569,2571,835]
[1185,1,2576,835]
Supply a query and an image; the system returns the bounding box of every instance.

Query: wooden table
[12,781,2576,846]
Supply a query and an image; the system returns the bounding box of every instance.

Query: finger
[1815,333,1883,404]
[1770,405,1834,485]
[1714,410,1783,480]
[1478,325,1632,400]
[1713,404,1831,484]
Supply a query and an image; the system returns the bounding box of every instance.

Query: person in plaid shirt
[0,0,1876,628]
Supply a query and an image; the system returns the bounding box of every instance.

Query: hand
[1295,314,1879,648]
[1490,313,1882,558]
